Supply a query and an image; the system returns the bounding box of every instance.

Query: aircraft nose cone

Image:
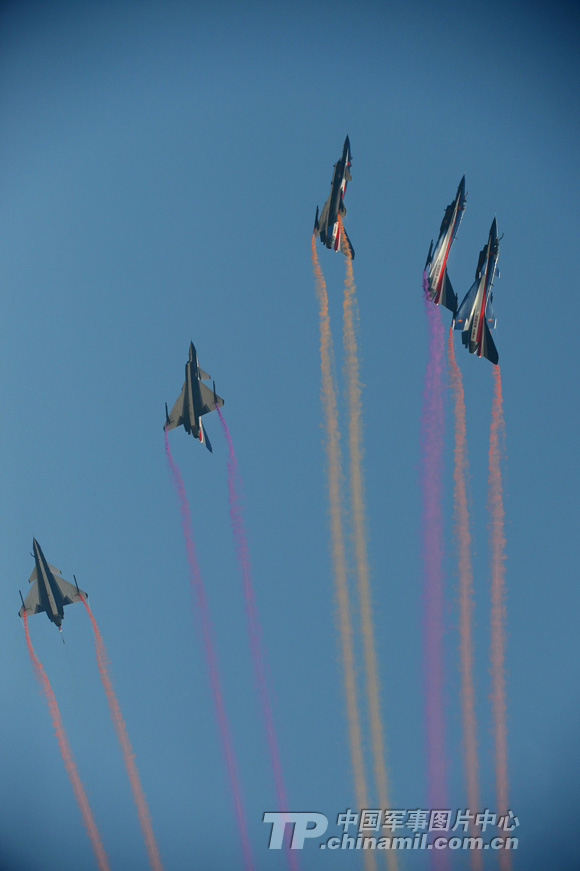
[189,342,195,361]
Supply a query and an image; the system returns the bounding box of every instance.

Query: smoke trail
[340,226,397,871]
[164,430,254,871]
[311,233,375,871]
[216,407,299,871]
[79,597,164,871]
[420,273,448,869]
[22,612,110,871]
[447,329,482,871]
[488,365,511,871]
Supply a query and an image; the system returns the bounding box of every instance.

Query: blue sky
[1,1,579,869]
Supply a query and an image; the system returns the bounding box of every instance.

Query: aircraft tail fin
[200,421,213,453]
[440,270,457,314]
[481,318,499,365]
[455,279,478,330]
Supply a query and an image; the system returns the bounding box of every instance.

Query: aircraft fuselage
[183,358,202,439]
[469,222,499,355]
[33,540,65,627]
[428,176,466,305]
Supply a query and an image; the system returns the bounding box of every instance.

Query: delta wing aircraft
[164,342,224,452]
[314,135,355,259]
[454,218,501,365]
[425,175,466,312]
[18,539,87,633]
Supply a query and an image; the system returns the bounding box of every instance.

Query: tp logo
[263,813,329,849]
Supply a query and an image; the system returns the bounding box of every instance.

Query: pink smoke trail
[488,366,511,871]
[447,328,482,871]
[216,407,299,871]
[421,272,448,869]
[164,429,254,871]
[80,597,164,871]
[23,612,110,871]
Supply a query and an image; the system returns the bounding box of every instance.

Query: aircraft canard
[18,539,87,631]
[314,136,355,259]
[425,175,466,312]
[454,217,501,365]
[164,342,224,452]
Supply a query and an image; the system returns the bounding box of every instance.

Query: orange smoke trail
[488,365,510,871]
[340,223,397,871]
[23,612,110,871]
[447,330,482,871]
[80,597,164,871]
[311,232,374,871]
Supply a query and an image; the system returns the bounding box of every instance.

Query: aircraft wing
[19,581,44,617]
[454,280,478,331]
[55,576,88,606]
[316,197,332,241]
[199,382,224,416]
[165,382,186,431]
[424,240,434,271]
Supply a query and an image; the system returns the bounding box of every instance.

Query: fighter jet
[425,175,466,312]
[164,342,224,452]
[314,135,355,259]
[18,539,87,633]
[454,218,501,365]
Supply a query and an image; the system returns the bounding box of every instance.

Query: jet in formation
[454,217,501,365]
[18,539,87,633]
[314,135,355,259]
[164,342,224,452]
[425,175,466,312]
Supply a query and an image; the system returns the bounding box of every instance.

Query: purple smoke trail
[421,273,449,869]
[164,429,254,871]
[216,407,298,871]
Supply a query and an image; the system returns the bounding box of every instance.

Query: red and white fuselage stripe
[430,203,460,303]
[330,162,350,252]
